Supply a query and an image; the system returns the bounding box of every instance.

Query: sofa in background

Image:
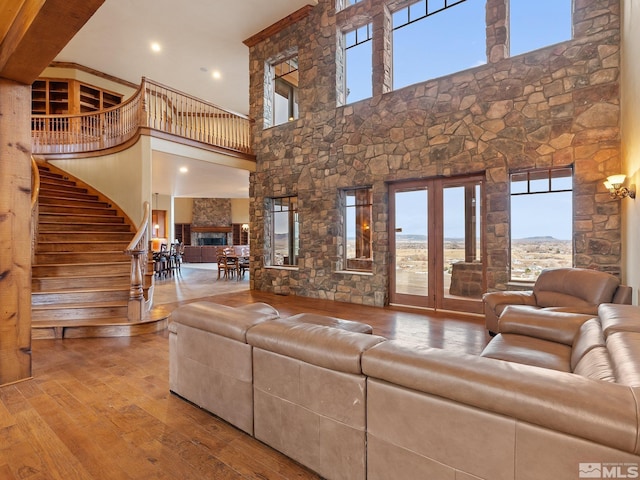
[169,300,640,480]
[483,267,632,334]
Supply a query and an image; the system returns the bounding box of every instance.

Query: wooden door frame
[388,175,486,314]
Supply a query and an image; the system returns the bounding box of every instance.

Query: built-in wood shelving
[31,78,123,116]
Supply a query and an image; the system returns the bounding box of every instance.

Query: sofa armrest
[362,340,640,455]
[483,290,537,310]
[483,290,537,333]
[613,285,633,305]
[498,306,594,345]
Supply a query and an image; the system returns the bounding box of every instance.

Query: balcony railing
[31,77,253,156]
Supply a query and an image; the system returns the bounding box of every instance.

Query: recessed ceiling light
[151,42,162,53]
[212,70,221,80]
[179,166,188,173]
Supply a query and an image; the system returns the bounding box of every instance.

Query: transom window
[270,196,299,266]
[270,56,299,127]
[510,168,573,282]
[510,0,572,57]
[392,0,485,91]
[344,23,373,104]
[337,0,574,103]
[344,187,373,271]
[339,0,364,9]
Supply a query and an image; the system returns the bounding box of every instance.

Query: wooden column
[0,78,32,385]
[0,0,105,385]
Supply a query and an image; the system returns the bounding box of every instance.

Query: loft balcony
[31,77,254,160]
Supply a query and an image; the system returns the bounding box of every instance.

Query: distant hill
[512,236,570,242]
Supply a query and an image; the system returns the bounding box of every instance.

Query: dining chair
[217,251,236,279]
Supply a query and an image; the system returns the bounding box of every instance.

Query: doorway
[389,175,485,314]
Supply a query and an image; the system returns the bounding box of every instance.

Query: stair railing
[30,156,41,263]
[32,78,253,156]
[125,201,151,322]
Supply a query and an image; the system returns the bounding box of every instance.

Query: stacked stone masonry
[248,0,622,307]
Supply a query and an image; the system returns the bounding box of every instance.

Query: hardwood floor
[1,265,490,479]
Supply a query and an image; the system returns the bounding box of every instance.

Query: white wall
[231,198,250,223]
[174,198,193,223]
[621,0,640,303]
[50,136,152,225]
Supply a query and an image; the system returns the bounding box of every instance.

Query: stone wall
[248,0,622,307]
[192,198,232,226]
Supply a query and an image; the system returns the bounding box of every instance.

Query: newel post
[127,249,145,322]
[125,201,151,322]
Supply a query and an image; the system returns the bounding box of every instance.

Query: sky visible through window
[346,0,572,240]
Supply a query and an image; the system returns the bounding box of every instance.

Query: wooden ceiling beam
[243,5,314,48]
[0,0,105,84]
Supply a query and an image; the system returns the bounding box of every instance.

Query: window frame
[265,53,299,129]
[509,0,572,58]
[390,0,485,92]
[509,167,574,283]
[343,187,373,272]
[342,22,373,105]
[269,196,299,267]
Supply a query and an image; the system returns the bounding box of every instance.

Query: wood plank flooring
[0,265,491,479]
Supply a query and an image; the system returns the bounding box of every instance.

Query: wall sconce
[604,174,636,200]
[241,223,249,233]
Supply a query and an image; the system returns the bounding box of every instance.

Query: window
[392,0,485,91]
[510,168,573,282]
[344,188,373,271]
[271,56,299,127]
[336,0,364,12]
[510,0,572,57]
[270,196,299,266]
[343,23,373,104]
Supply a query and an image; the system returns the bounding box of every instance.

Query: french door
[389,176,485,314]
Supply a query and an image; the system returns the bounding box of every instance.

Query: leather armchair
[483,268,632,334]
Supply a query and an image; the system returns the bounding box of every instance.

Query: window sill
[335,270,373,276]
[265,265,299,271]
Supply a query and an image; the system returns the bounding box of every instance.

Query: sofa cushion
[607,332,640,387]
[283,312,373,334]
[246,319,386,374]
[480,334,571,372]
[599,304,640,338]
[499,306,593,346]
[533,268,619,309]
[570,318,607,370]
[170,301,279,342]
[572,347,616,382]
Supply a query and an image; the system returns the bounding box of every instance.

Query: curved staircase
[32,163,168,339]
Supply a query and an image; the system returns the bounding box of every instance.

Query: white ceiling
[55,0,315,198]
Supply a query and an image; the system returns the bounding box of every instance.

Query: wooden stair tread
[37,240,130,244]
[33,261,130,266]
[32,313,168,327]
[32,300,129,310]
[32,286,129,295]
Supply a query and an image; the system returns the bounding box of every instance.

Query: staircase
[32,163,167,339]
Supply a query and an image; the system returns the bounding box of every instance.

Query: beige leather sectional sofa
[169,300,640,480]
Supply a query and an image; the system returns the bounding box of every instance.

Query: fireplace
[199,237,227,246]
[191,226,232,247]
